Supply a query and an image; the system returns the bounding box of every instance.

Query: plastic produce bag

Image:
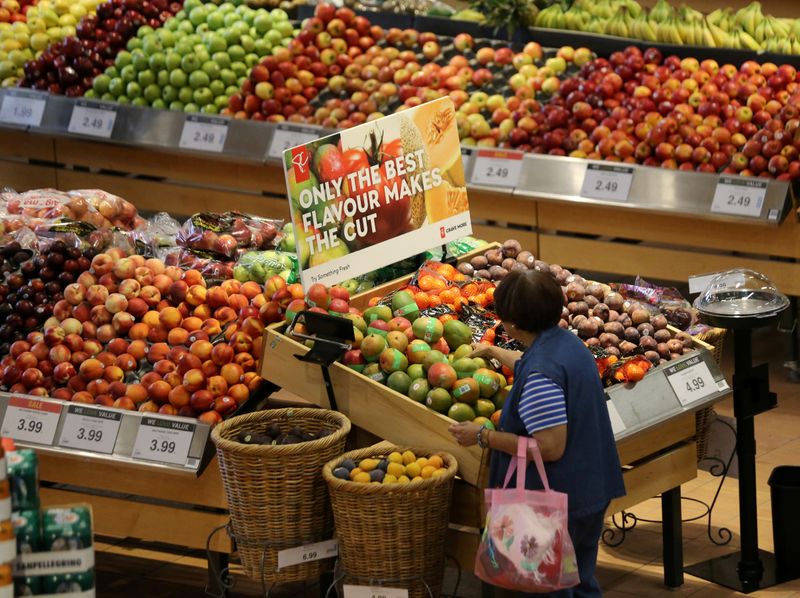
[234,250,298,284]
[177,212,283,259]
[476,437,580,593]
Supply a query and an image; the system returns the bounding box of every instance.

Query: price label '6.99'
[277,539,338,570]
[343,585,409,598]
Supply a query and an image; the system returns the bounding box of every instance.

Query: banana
[739,30,763,50]
[708,21,730,46]
[701,22,717,47]
[648,0,673,22]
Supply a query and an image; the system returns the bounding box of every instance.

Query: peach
[61,318,82,336]
[90,305,112,326]
[103,365,124,383]
[148,380,172,404]
[207,287,229,309]
[250,294,267,310]
[142,310,161,328]
[152,275,172,295]
[31,342,49,361]
[9,340,30,358]
[53,362,76,383]
[201,360,219,378]
[72,391,95,404]
[190,340,213,362]
[125,383,148,405]
[190,389,214,411]
[27,331,44,345]
[183,270,205,287]
[159,404,177,416]
[106,247,126,261]
[128,323,150,340]
[193,304,212,320]
[115,353,138,372]
[183,368,206,392]
[241,317,265,338]
[148,342,170,363]
[96,324,117,344]
[198,410,223,427]
[77,271,97,288]
[127,298,149,320]
[107,338,129,356]
[63,334,84,353]
[177,353,202,376]
[133,267,153,286]
[176,302,190,319]
[108,381,128,398]
[118,279,141,299]
[98,273,119,293]
[105,293,128,314]
[81,321,97,339]
[138,400,159,413]
[64,283,85,305]
[87,379,110,396]
[113,397,136,410]
[228,294,249,311]
[91,253,114,276]
[145,258,165,275]
[70,352,89,369]
[220,363,244,386]
[243,372,263,392]
[96,351,117,367]
[163,371,182,388]
[167,327,190,346]
[214,307,237,324]
[83,340,103,356]
[287,283,305,300]
[154,359,177,376]
[140,285,162,307]
[49,345,71,365]
[159,307,182,330]
[87,284,110,307]
[221,279,241,295]
[164,266,183,281]
[28,387,50,397]
[228,383,250,405]
[167,281,188,304]
[215,395,237,416]
[72,302,91,323]
[147,326,168,344]
[94,394,115,407]
[234,353,256,371]
[38,360,53,377]
[264,276,286,299]
[127,340,148,362]
[168,346,188,364]
[44,326,66,347]
[54,300,73,321]
[112,257,137,280]
[52,387,74,401]
[188,330,209,344]
[240,281,262,300]
[68,374,87,391]
[230,332,254,354]
[140,371,162,388]
[129,255,145,268]
[168,385,191,408]
[181,316,203,332]
[201,319,222,337]
[8,384,25,394]
[21,368,44,389]
[211,343,234,366]
[207,375,228,397]
[186,285,207,307]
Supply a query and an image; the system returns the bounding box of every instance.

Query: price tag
[0,90,46,127]
[0,397,62,445]
[58,404,122,454]
[67,100,117,138]
[711,176,767,218]
[580,164,634,202]
[343,585,409,598]
[606,400,626,436]
[469,149,524,188]
[664,355,717,407]
[131,416,195,466]
[179,115,228,153]
[276,539,338,570]
[268,124,319,159]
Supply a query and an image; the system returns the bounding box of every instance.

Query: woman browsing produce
[449,269,625,597]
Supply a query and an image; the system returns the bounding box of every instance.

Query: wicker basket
[211,408,351,584]
[693,327,727,462]
[322,442,458,598]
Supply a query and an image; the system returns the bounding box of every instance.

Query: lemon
[397,475,410,484]
[428,455,443,469]
[359,458,379,472]
[416,457,429,469]
[349,467,363,481]
[405,462,421,479]
[353,472,371,484]
[386,462,405,478]
[402,450,416,465]
[383,474,398,484]
[388,452,403,464]
[432,468,446,478]
[421,465,437,479]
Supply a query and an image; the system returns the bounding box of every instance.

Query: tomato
[380,138,403,162]
[360,165,412,246]
[343,148,370,174]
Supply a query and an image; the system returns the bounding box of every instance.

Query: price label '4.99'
[580,164,634,202]
[469,149,524,188]
[67,100,117,138]
[664,355,717,407]
[711,176,767,218]
[0,90,46,127]
[343,585,409,598]
[58,404,122,454]
[179,115,228,153]
[0,397,62,445]
[132,416,194,466]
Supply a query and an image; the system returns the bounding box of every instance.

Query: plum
[502,239,521,258]
[516,251,535,268]
[585,295,599,308]
[637,322,655,337]
[585,337,600,346]
[619,341,638,355]
[604,292,624,312]
[639,336,657,352]
[571,314,587,327]
[599,332,620,348]
[657,342,670,358]
[511,262,528,272]
[577,319,599,339]
[502,258,516,271]
[623,327,640,343]
[651,314,668,330]
[534,260,550,273]
[592,303,610,322]
[631,308,650,325]
[586,283,605,301]
[604,321,625,337]
[653,329,672,343]
[558,319,569,329]
[457,262,474,276]
[644,350,660,364]
[676,331,693,349]
[471,255,489,270]
[549,264,563,278]
[488,265,508,280]
[565,282,585,302]
[606,346,620,357]
[567,301,589,317]
[565,274,586,287]
[486,249,503,266]
[667,339,684,354]
[476,269,491,279]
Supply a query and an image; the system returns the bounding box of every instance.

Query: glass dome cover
[694,268,789,319]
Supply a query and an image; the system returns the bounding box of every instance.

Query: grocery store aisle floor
[96,326,800,597]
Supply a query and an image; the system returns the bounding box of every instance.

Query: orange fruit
[415,292,431,309]
[461,283,478,297]
[428,295,442,307]
[428,455,443,469]
[490,410,502,427]
[436,263,457,280]
[418,275,437,292]
[626,364,645,382]
[421,465,437,479]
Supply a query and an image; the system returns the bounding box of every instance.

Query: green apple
[245,53,258,67]
[188,6,208,27]
[126,81,142,98]
[188,69,209,89]
[181,53,199,73]
[178,20,194,34]
[204,32,226,53]
[137,69,155,87]
[209,79,225,96]
[219,68,236,86]
[270,8,288,20]
[220,27,239,46]
[223,12,239,27]
[144,83,161,103]
[230,61,246,77]
[274,20,292,37]
[169,69,187,87]
[227,44,245,62]
[254,39,271,56]
[132,52,149,72]
[218,2,235,13]
[158,29,175,47]
[148,51,165,71]
[214,95,229,109]
[253,12,271,34]
[137,25,154,38]
[201,104,218,114]
[127,37,142,51]
[265,29,282,46]
[184,0,201,10]
[116,50,132,68]
[83,89,96,99]
[206,10,224,31]
[101,92,114,102]
[116,95,130,104]
[161,85,178,103]
[201,60,219,80]
[184,102,199,113]
[169,100,184,111]
[142,36,162,55]
[193,87,213,106]
[225,84,239,97]
[131,97,147,107]
[152,98,166,110]
[120,65,135,83]
[157,70,169,87]
[92,74,110,94]
[165,51,181,71]
[212,51,231,69]
[178,86,193,104]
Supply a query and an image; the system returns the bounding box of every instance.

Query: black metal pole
[733,328,763,589]
[661,486,684,587]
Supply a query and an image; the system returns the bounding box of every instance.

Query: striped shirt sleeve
[518,372,567,435]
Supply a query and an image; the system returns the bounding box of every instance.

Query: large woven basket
[693,327,727,462]
[211,408,351,584]
[323,442,458,598]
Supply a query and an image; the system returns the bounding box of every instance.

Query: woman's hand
[448,421,482,447]
[469,343,495,359]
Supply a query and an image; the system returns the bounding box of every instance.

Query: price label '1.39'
[580,164,634,202]
[664,355,717,407]
[0,90,47,127]
[711,176,767,218]
[132,416,195,466]
[179,115,228,153]
[469,149,524,188]
[269,124,319,159]
[0,397,62,445]
[343,585,409,598]
[58,404,122,454]
[67,100,117,138]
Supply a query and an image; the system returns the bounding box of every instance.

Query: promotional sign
[282,97,470,288]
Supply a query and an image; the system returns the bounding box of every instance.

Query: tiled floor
[94,326,800,596]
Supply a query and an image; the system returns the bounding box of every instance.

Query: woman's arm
[448,422,567,462]
[469,344,522,370]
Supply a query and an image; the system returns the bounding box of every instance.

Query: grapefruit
[448,402,476,422]
[387,371,412,395]
[407,364,425,380]
[425,387,452,413]
[422,350,448,373]
[451,377,479,404]
[475,399,496,418]
[407,378,430,402]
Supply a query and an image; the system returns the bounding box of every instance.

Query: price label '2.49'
[0,397,62,445]
[469,149,524,188]
[711,176,767,218]
[132,416,195,466]
[580,164,634,202]
[179,115,228,153]
[67,100,117,138]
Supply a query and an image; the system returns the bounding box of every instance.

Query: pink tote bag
[475,436,580,592]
